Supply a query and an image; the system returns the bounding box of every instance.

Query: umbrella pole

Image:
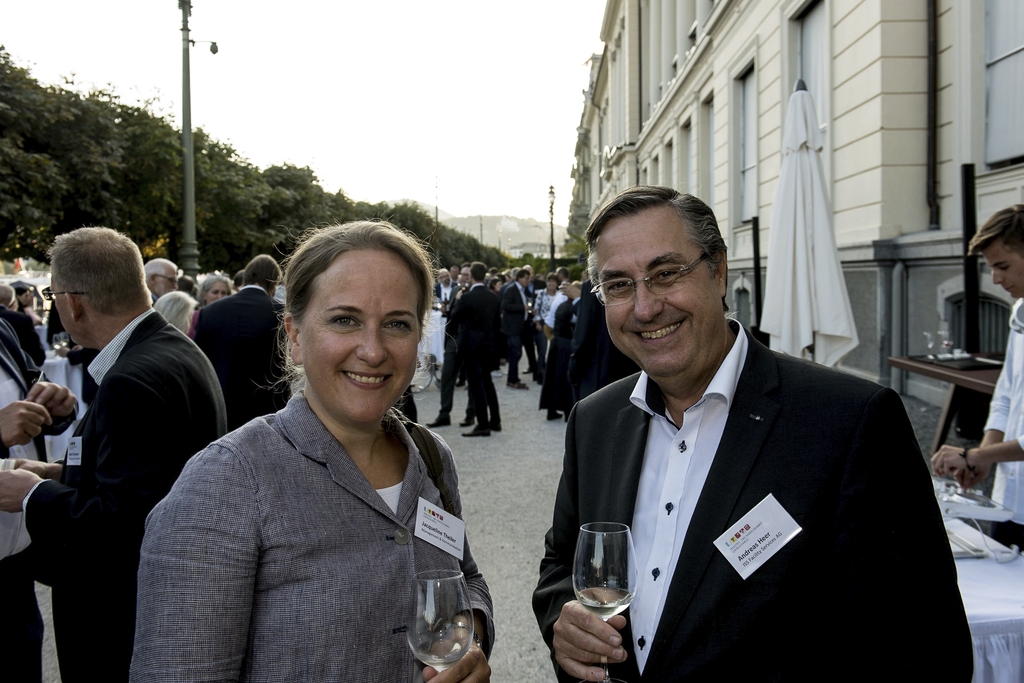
[750,215,769,346]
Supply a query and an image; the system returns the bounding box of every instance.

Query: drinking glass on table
[573,522,637,683]
[51,332,71,353]
[407,569,474,674]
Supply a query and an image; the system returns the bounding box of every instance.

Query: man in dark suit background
[500,268,531,389]
[0,227,227,683]
[532,187,972,682]
[194,254,289,431]
[0,317,76,683]
[448,261,500,437]
[0,284,45,365]
[568,279,638,401]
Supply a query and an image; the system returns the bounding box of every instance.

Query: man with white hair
[143,258,177,300]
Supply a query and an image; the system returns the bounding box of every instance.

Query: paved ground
[35,361,980,682]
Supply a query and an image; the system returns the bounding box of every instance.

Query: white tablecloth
[41,356,86,462]
[419,310,445,361]
[948,519,1024,683]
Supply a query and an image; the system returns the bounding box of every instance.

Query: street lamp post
[548,185,555,273]
[179,1,216,279]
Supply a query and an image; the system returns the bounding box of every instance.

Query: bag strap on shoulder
[400,417,457,515]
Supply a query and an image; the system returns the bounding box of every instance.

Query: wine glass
[937,330,953,359]
[923,331,935,359]
[407,569,474,674]
[51,332,70,352]
[573,522,638,683]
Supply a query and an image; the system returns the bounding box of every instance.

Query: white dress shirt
[627,325,747,673]
[985,322,1024,523]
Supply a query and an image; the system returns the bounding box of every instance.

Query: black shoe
[546,411,562,421]
[455,380,466,387]
[462,428,491,437]
[426,416,450,427]
[507,381,529,389]
[459,418,476,427]
[489,423,501,432]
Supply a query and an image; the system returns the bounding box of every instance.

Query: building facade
[568,0,1024,404]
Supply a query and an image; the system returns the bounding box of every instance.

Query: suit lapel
[604,400,648,526]
[644,333,782,675]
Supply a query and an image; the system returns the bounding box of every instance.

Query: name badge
[713,493,802,580]
[66,437,83,467]
[414,496,465,561]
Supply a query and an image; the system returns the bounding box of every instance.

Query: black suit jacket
[534,328,972,682]
[26,311,227,682]
[449,284,500,357]
[0,306,45,365]
[194,288,289,431]
[500,282,527,337]
[568,281,638,395]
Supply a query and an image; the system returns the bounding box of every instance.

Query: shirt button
[638,636,646,649]
[394,528,410,545]
[652,567,660,581]
[678,440,687,452]
[665,502,674,515]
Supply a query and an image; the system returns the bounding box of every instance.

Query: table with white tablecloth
[41,355,86,462]
[947,519,1024,683]
[419,310,445,362]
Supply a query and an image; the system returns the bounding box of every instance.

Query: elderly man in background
[0,283,45,366]
[194,253,289,431]
[143,257,177,301]
[0,227,227,683]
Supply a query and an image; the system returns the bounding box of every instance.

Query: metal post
[548,186,555,273]
[179,0,199,279]
[961,164,979,353]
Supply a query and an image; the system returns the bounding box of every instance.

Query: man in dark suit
[0,317,77,683]
[194,254,289,431]
[532,187,972,682]
[568,279,638,401]
[0,227,227,683]
[448,261,500,436]
[500,268,531,389]
[0,284,45,365]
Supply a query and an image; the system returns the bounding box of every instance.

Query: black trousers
[438,341,474,421]
[462,349,500,429]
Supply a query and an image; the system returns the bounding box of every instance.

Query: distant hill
[385,200,569,255]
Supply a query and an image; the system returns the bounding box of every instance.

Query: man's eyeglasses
[593,255,710,306]
[41,287,88,301]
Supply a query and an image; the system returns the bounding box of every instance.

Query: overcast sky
[4,1,605,223]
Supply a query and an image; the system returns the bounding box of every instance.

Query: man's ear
[65,293,87,322]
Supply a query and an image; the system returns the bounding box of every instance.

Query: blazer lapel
[644,333,782,674]
[604,400,649,526]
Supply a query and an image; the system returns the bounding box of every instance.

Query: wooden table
[888,355,1003,454]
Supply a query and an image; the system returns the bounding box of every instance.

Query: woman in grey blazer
[131,221,494,683]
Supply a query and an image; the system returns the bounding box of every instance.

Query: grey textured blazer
[130,394,494,682]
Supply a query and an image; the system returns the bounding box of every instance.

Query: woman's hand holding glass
[410,570,490,682]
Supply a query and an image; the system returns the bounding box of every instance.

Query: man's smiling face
[594,205,730,396]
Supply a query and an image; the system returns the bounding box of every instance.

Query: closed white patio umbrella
[760,81,858,367]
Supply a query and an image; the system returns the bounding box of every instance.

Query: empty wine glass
[923,331,935,359]
[937,330,953,359]
[51,332,70,352]
[407,569,474,674]
[573,522,638,683]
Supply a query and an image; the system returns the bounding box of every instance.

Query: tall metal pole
[548,186,555,273]
[179,1,199,278]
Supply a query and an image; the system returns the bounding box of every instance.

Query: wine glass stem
[602,662,611,683]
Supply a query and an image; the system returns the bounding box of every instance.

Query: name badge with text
[414,496,465,560]
[66,437,83,467]
[713,493,802,580]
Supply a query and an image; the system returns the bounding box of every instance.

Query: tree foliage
[0,48,501,271]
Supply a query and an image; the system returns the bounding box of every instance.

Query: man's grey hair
[144,258,177,278]
[585,185,727,282]
[50,227,152,316]
[0,284,15,308]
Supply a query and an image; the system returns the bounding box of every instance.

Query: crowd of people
[0,185,993,682]
[422,259,637,436]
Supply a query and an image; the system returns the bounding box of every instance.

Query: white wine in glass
[573,522,638,683]
[407,569,474,673]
